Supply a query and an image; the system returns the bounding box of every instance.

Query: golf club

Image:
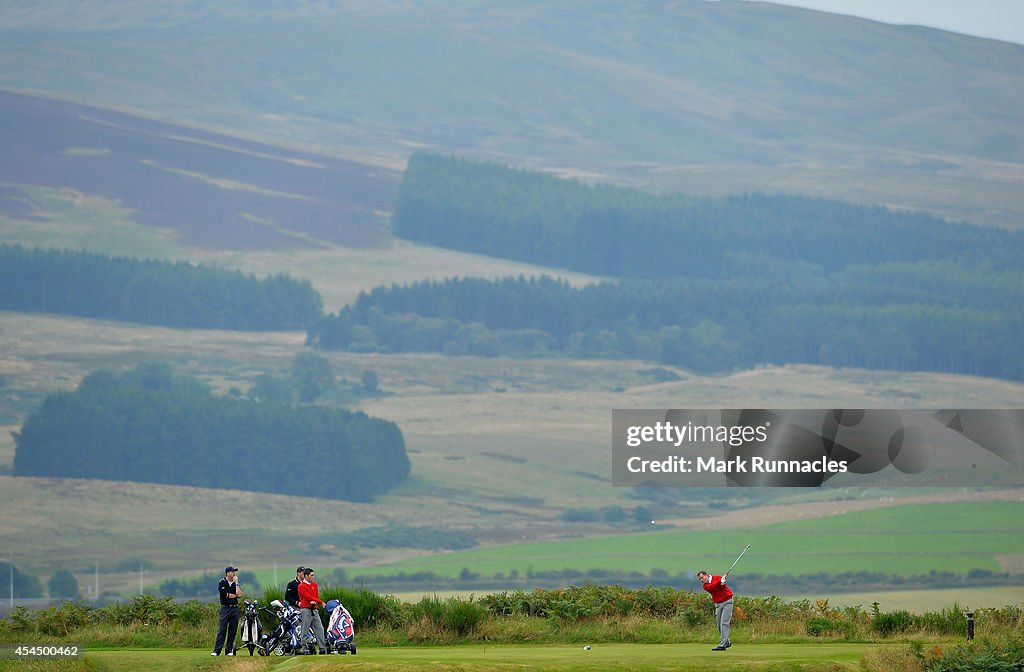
[723,544,751,578]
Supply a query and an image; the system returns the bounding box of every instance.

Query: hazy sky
[757,0,1024,45]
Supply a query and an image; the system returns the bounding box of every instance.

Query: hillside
[2,310,1024,594]
[1,1,1023,226]
[0,90,398,250]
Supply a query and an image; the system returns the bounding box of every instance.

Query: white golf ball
[583,645,591,651]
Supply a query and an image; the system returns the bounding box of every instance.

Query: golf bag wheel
[272,644,285,656]
[352,644,356,655]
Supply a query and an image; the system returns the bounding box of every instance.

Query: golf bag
[239,600,263,655]
[324,599,356,655]
[258,600,304,656]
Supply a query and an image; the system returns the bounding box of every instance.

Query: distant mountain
[1,0,1023,227]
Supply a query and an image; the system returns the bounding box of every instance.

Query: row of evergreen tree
[309,153,1020,379]
[393,153,1024,278]
[0,245,322,330]
[308,268,1023,380]
[13,364,409,502]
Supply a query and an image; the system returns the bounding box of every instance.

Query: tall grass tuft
[324,585,404,629]
[441,596,485,636]
[873,610,916,637]
[916,603,967,637]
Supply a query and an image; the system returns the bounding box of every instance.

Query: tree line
[13,364,409,502]
[393,153,1024,278]
[306,153,1024,380]
[309,268,1023,380]
[0,245,322,330]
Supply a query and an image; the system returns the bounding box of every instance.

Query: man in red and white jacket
[698,570,734,651]
[298,568,328,654]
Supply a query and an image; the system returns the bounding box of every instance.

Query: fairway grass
[75,643,877,671]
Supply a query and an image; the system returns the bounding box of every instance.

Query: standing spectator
[211,566,243,656]
[697,570,734,651]
[285,566,305,608]
[297,567,327,654]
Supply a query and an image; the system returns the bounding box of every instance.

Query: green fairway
[73,643,875,671]
[356,501,1024,578]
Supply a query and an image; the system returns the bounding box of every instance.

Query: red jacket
[298,580,324,609]
[702,575,734,603]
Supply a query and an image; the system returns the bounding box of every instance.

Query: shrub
[322,585,403,629]
[916,604,967,637]
[175,600,215,628]
[442,597,485,636]
[917,637,1024,672]
[677,602,711,627]
[407,594,447,626]
[874,609,916,636]
[805,615,855,639]
[35,602,93,637]
[4,606,36,631]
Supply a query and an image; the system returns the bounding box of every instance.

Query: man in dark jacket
[285,566,305,608]
[211,566,243,656]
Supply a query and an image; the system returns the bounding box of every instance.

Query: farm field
[788,586,1024,612]
[0,643,889,672]
[352,500,1024,579]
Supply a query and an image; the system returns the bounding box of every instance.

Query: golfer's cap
[225,566,239,573]
[296,565,306,573]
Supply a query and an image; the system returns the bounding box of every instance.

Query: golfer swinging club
[697,570,733,650]
[698,544,748,651]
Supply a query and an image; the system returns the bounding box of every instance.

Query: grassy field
[789,586,1024,612]
[353,500,1024,579]
[0,643,892,672]
[195,240,601,312]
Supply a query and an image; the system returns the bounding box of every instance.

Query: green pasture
[355,501,1024,578]
[0,643,886,672]
[789,586,1024,612]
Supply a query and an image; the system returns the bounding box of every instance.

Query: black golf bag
[239,599,263,655]
[258,600,304,656]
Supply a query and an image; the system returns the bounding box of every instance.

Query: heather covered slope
[2,0,1023,226]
